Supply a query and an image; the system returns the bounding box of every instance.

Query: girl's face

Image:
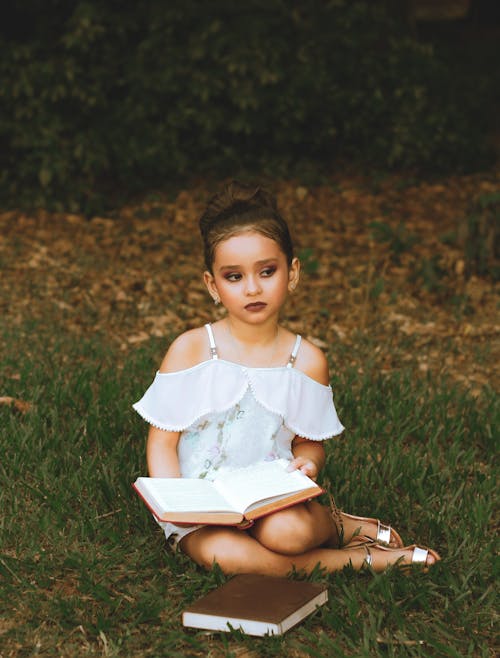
[204,230,299,325]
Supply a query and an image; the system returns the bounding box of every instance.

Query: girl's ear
[288,257,300,292]
[204,271,220,304]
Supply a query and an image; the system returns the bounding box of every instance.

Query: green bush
[0,0,493,211]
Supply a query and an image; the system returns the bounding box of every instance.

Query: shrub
[0,0,493,211]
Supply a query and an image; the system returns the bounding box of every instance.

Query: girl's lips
[245,302,267,311]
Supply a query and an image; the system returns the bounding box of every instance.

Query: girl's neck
[225,317,279,347]
[223,317,282,367]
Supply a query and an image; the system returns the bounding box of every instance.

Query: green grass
[0,321,498,657]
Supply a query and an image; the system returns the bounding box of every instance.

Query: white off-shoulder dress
[133,324,344,543]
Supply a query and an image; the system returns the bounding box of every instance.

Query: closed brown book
[182,574,328,636]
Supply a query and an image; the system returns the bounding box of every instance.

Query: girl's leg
[249,500,338,554]
[249,500,403,553]
[180,526,439,576]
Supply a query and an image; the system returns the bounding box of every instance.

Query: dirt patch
[1,173,498,391]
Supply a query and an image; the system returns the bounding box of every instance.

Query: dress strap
[204,323,219,360]
[286,334,302,368]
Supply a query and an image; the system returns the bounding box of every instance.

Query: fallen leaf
[306,335,329,349]
[0,396,31,413]
[127,332,150,344]
[295,186,308,200]
[1,172,498,391]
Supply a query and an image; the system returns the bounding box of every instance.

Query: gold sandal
[329,493,404,548]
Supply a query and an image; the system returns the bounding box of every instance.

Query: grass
[0,319,498,657]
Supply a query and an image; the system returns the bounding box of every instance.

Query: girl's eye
[260,267,276,277]
[225,273,242,282]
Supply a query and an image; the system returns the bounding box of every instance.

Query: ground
[0,171,498,656]
[1,172,498,396]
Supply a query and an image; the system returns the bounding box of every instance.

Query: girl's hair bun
[199,180,294,271]
[199,180,277,237]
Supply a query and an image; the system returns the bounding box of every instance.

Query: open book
[182,574,328,636]
[133,459,323,525]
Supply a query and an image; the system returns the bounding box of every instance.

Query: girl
[133,181,440,575]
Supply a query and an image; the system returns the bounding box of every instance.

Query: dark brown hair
[199,181,294,271]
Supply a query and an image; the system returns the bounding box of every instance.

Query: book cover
[182,574,328,636]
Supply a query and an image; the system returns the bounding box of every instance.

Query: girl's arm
[288,340,329,480]
[289,436,326,480]
[287,337,330,479]
[146,327,207,477]
[146,426,181,477]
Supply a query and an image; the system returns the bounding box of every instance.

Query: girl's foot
[354,543,441,574]
[328,495,403,548]
[340,513,403,548]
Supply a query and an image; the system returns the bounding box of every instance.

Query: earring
[213,296,220,305]
[289,284,296,292]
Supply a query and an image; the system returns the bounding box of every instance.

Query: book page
[136,477,237,514]
[214,459,318,514]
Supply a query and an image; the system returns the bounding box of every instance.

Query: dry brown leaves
[0,173,498,391]
[0,396,31,414]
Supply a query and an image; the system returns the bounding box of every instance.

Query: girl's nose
[245,275,261,295]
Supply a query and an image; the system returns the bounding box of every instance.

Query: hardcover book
[133,459,323,525]
[182,574,328,636]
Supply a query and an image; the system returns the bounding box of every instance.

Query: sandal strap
[327,491,399,549]
[376,522,392,546]
[328,493,345,545]
[351,543,373,569]
[411,546,429,565]
[363,546,373,567]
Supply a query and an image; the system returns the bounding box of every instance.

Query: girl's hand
[290,437,325,480]
[286,456,319,480]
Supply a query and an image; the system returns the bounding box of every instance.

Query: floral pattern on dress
[177,390,295,482]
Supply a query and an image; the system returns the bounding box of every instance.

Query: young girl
[133,181,440,576]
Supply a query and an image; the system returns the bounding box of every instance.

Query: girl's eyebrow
[218,258,279,272]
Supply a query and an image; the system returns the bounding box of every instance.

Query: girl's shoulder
[158,325,330,385]
[159,327,209,373]
[293,335,330,386]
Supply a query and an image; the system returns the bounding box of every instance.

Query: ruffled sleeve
[133,360,344,439]
[247,368,344,440]
[132,361,248,431]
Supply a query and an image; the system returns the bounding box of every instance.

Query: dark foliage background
[0,0,497,212]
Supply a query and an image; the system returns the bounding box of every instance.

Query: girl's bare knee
[252,508,323,555]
